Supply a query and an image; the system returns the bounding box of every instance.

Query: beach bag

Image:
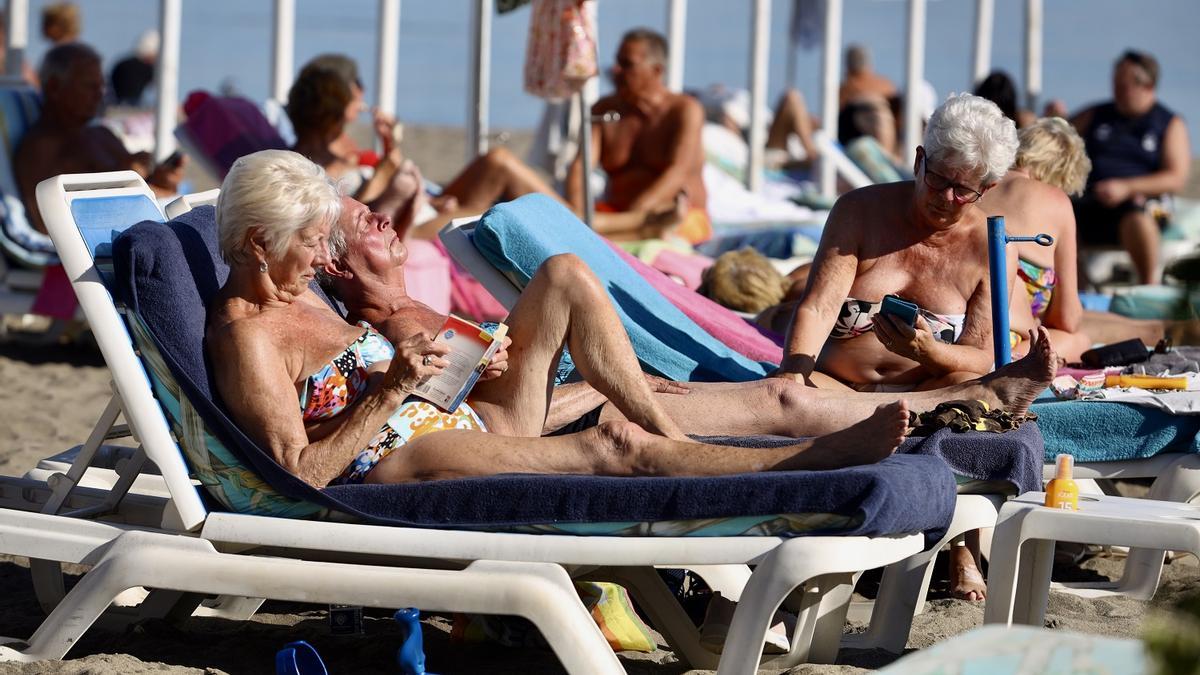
[524,0,597,101]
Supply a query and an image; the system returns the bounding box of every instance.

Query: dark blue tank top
[1083,101,1175,188]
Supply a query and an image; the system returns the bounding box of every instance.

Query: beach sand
[1,127,1198,673]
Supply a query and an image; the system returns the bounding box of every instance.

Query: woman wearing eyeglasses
[773,94,1021,392]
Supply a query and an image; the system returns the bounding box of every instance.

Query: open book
[411,316,508,413]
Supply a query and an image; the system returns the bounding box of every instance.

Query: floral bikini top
[829,297,966,345]
[299,322,487,485]
[300,324,395,422]
[1017,258,1057,319]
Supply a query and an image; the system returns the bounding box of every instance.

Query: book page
[411,316,506,413]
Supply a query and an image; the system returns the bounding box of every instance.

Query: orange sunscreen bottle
[1044,453,1079,510]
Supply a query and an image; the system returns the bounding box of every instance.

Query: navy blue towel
[899,423,1044,495]
[111,207,955,543]
[703,423,1043,496]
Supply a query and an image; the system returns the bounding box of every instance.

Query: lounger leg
[842,551,936,653]
[778,571,857,666]
[1115,454,1200,600]
[715,543,821,674]
[2,532,622,674]
[984,506,1029,626]
[1010,538,1055,626]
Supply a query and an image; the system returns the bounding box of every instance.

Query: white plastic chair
[984,491,1200,627]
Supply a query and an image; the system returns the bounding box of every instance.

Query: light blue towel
[472,194,775,382]
[1031,393,1200,462]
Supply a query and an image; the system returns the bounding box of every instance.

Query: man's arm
[13,136,50,234]
[626,97,704,214]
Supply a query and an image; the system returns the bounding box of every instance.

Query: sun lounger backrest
[36,171,211,530]
[111,205,342,518]
[470,194,776,382]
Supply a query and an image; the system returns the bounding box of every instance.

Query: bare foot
[978,327,1058,417]
[791,401,909,470]
[950,545,987,601]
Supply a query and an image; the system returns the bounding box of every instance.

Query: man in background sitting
[567,28,709,244]
[14,43,183,236]
[1072,50,1191,285]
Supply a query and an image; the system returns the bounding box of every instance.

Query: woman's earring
[259,261,269,273]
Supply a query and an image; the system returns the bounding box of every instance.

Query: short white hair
[216,150,342,266]
[923,93,1018,185]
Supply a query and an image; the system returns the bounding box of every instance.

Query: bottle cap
[1055,453,1074,479]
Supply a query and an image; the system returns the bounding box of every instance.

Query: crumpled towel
[908,399,1035,437]
[1125,347,1200,376]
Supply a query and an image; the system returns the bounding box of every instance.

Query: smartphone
[880,294,919,328]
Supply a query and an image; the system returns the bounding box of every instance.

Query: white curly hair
[923,93,1019,185]
[216,150,342,266]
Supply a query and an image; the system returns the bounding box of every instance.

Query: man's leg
[469,253,687,440]
[1118,210,1161,285]
[365,402,910,483]
[596,330,1056,438]
[766,89,818,161]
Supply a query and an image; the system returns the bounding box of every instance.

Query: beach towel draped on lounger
[473,194,778,382]
[1031,393,1200,462]
[112,205,957,546]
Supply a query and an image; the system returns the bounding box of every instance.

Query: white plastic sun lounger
[439,208,1200,644]
[0,171,940,673]
[438,213,1008,654]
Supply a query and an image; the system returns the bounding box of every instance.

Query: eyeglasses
[921,158,984,204]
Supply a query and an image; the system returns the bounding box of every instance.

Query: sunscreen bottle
[1044,453,1079,511]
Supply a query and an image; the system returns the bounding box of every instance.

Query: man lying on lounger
[317,186,1057,451]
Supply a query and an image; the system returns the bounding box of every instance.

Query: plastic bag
[524,0,597,101]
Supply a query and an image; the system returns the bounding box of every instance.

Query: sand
[1,127,1198,673]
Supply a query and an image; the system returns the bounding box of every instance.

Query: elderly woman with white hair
[205,149,917,490]
[775,94,1022,603]
[776,94,1020,393]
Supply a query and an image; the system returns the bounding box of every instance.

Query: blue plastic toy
[395,608,436,675]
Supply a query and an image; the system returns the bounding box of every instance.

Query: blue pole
[987,216,1011,366]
